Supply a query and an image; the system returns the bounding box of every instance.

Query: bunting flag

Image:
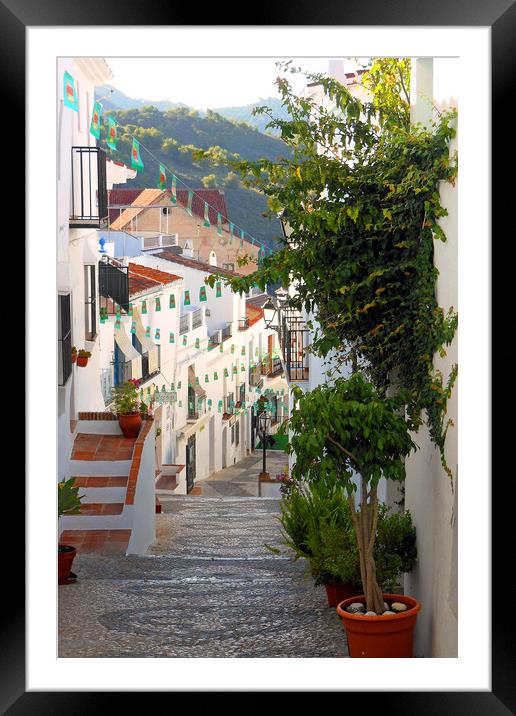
[128,303,133,316]
[199,286,207,302]
[184,291,190,306]
[183,335,187,346]
[233,365,237,374]
[205,374,209,383]
[131,138,144,171]
[229,222,234,245]
[145,326,151,338]
[216,281,222,298]
[106,117,117,150]
[155,328,160,340]
[208,399,212,409]
[203,202,210,227]
[219,343,223,353]
[241,346,246,356]
[195,338,200,349]
[186,191,193,216]
[90,101,102,140]
[63,71,78,111]
[169,294,176,309]
[240,229,245,248]
[155,297,161,312]
[218,400,223,413]
[177,381,182,389]
[171,176,177,204]
[241,365,245,372]
[131,320,136,334]
[158,163,167,190]
[169,332,175,343]
[214,372,219,381]
[217,213,223,237]
[224,368,229,377]
[100,307,108,324]
[142,300,147,314]
[231,344,235,354]
[115,316,121,330]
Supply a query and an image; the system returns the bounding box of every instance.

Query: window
[235,419,240,446]
[231,425,235,444]
[239,383,246,405]
[84,265,97,341]
[162,207,170,215]
[58,293,72,386]
[222,263,235,272]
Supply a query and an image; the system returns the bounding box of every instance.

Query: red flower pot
[77,356,89,367]
[336,593,421,658]
[58,545,77,585]
[118,413,142,438]
[71,352,77,364]
[325,582,361,608]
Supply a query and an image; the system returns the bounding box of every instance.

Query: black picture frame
[9,0,508,709]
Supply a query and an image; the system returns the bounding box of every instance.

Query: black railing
[179,314,189,335]
[249,364,262,387]
[99,258,129,313]
[238,317,249,330]
[221,324,232,341]
[279,312,310,382]
[192,308,203,329]
[70,146,108,229]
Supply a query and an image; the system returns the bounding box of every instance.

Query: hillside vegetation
[102,105,291,247]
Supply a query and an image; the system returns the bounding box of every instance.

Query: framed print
[4,0,509,708]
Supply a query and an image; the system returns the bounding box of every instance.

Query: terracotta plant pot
[324,582,361,608]
[118,412,142,438]
[77,356,89,367]
[71,352,77,364]
[58,545,77,585]
[336,593,421,658]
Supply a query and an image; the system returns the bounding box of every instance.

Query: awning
[188,365,206,398]
[133,306,159,374]
[114,325,142,380]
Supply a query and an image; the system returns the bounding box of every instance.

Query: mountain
[95,87,289,135]
[96,85,188,113]
[101,105,291,248]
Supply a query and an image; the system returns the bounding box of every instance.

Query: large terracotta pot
[324,582,360,608]
[77,356,89,367]
[58,545,77,585]
[336,593,421,658]
[118,412,142,438]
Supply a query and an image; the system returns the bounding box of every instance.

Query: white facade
[403,58,458,658]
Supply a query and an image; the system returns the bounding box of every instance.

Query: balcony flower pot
[77,350,91,367]
[336,593,421,658]
[325,582,360,608]
[71,347,77,364]
[58,545,77,585]
[118,412,142,438]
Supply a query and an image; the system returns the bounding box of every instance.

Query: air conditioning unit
[161,234,179,248]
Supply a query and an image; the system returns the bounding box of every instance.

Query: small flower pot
[58,545,77,585]
[336,593,421,658]
[118,412,142,438]
[77,356,89,367]
[324,582,361,608]
[71,352,77,364]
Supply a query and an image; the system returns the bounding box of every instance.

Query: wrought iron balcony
[238,317,249,331]
[221,323,232,341]
[70,146,108,229]
[279,312,310,382]
[99,257,129,313]
[179,314,190,335]
[192,308,203,329]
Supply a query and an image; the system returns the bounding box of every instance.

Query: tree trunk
[352,480,385,613]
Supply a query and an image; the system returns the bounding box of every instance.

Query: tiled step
[59,529,131,555]
[73,476,128,488]
[77,503,125,516]
[71,433,136,461]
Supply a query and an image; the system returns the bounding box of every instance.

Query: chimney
[182,242,193,258]
[209,251,217,267]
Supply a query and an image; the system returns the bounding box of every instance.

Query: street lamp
[258,410,271,478]
[263,298,278,330]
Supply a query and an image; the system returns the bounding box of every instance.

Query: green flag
[199,286,207,302]
[240,229,245,247]
[155,297,161,312]
[90,101,102,140]
[216,281,222,298]
[63,71,78,111]
[169,332,175,343]
[217,213,223,237]
[184,290,190,306]
[171,176,177,204]
[169,294,176,309]
[203,202,210,227]
[131,138,144,171]
[186,190,193,216]
[229,222,234,245]
[158,163,167,190]
[106,117,117,151]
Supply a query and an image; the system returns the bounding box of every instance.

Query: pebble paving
[58,495,348,658]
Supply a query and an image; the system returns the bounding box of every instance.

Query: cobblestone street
[59,493,348,658]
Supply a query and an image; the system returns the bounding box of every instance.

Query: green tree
[203,61,457,475]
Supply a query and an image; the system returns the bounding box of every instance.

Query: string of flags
[63,69,275,259]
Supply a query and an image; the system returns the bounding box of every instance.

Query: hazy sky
[105,57,357,109]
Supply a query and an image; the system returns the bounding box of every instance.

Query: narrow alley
[58,464,348,658]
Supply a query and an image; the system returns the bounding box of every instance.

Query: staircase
[59,417,155,556]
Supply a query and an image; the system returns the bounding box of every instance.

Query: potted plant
[76,349,91,367]
[58,477,83,585]
[112,380,144,438]
[71,346,77,364]
[287,373,420,657]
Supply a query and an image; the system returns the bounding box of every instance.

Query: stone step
[77,502,125,516]
[73,476,129,488]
